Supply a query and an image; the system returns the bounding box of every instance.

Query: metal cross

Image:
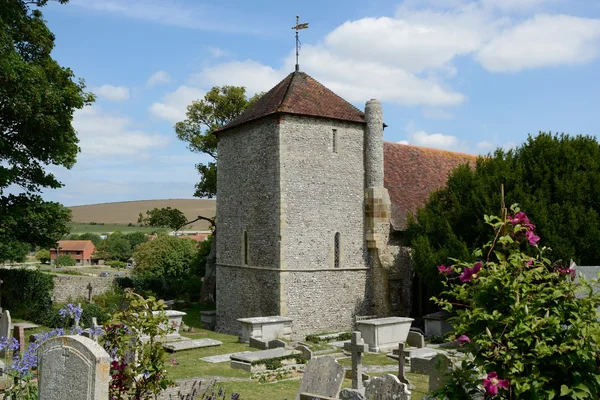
[292,15,309,72]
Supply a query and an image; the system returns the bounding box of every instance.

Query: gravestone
[406,331,425,348]
[163,338,222,352]
[87,282,93,303]
[364,373,411,400]
[423,353,452,393]
[249,336,269,350]
[269,339,287,349]
[296,355,345,400]
[13,325,25,354]
[0,310,11,357]
[343,331,369,390]
[38,335,111,400]
[296,344,313,360]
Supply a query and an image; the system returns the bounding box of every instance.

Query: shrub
[56,254,76,267]
[434,205,600,399]
[36,249,51,264]
[0,269,54,324]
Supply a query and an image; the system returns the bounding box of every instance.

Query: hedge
[0,269,54,324]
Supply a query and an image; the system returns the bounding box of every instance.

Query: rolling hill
[69,199,216,231]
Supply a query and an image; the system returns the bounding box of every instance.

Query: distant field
[68,222,164,235]
[69,199,216,230]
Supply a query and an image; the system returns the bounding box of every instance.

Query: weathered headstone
[13,325,25,354]
[339,388,366,400]
[269,339,287,349]
[163,338,223,352]
[427,353,452,393]
[296,344,313,360]
[397,342,410,388]
[343,331,369,390]
[296,355,345,400]
[364,373,411,400]
[249,336,269,350]
[0,310,11,357]
[406,331,425,348]
[38,335,111,400]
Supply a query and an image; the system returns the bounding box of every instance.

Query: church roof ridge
[216,71,365,133]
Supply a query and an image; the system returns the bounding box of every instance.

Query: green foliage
[132,235,197,281]
[434,205,600,399]
[36,249,51,264]
[0,0,93,251]
[96,231,132,261]
[92,285,125,317]
[125,231,148,250]
[0,240,29,263]
[0,269,54,324]
[55,254,76,266]
[77,232,103,246]
[106,260,126,270]
[190,234,212,276]
[407,133,600,295]
[174,85,262,198]
[138,207,188,231]
[102,290,174,399]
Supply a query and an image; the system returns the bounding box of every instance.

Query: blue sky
[38,0,600,206]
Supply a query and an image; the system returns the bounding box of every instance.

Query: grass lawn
[68,222,166,235]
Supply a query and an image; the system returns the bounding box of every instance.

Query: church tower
[214,71,387,338]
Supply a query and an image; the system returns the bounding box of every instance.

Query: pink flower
[526,258,533,266]
[455,334,471,345]
[460,262,482,283]
[483,372,509,397]
[508,212,535,230]
[525,230,540,246]
[437,265,453,275]
[557,266,576,279]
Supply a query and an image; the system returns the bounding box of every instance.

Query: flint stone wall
[52,275,114,303]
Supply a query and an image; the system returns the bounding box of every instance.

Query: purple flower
[557,266,576,279]
[437,265,453,275]
[455,334,471,345]
[460,262,482,283]
[508,212,535,230]
[483,372,509,397]
[525,230,540,246]
[59,303,83,324]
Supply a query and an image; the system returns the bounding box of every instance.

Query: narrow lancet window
[334,232,341,268]
[332,129,338,153]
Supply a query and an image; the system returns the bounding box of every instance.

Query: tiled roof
[384,142,479,230]
[216,71,365,133]
[53,240,95,251]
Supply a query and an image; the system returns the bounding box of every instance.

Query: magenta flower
[525,229,540,246]
[455,334,471,345]
[437,265,453,275]
[508,212,535,230]
[483,372,509,396]
[460,262,482,283]
[557,266,576,279]
[526,258,533,266]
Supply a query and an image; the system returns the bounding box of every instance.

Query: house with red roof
[50,240,96,266]
[214,70,477,338]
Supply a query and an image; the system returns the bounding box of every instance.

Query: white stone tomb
[237,316,292,343]
[356,317,413,352]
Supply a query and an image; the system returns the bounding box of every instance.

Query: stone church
[214,70,475,339]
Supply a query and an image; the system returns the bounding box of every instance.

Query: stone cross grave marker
[364,373,411,400]
[296,355,345,400]
[397,342,411,387]
[0,310,11,357]
[13,325,25,355]
[87,282,93,304]
[38,335,111,400]
[343,331,369,390]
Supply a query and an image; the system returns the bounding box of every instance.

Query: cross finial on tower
[292,15,309,72]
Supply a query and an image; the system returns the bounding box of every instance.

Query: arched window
[334,232,341,268]
[332,129,338,153]
[243,231,248,265]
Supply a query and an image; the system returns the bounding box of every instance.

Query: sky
[37,0,600,206]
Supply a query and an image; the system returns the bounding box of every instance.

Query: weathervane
[292,15,309,72]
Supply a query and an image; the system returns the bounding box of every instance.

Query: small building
[50,240,96,266]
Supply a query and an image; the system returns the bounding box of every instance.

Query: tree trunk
[199,228,217,305]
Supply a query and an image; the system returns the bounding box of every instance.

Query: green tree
[132,235,197,280]
[175,86,262,197]
[406,132,600,296]
[125,231,148,251]
[77,233,102,246]
[105,260,126,271]
[36,249,51,264]
[0,1,94,252]
[56,254,76,267]
[138,207,188,231]
[96,232,132,262]
[0,241,29,263]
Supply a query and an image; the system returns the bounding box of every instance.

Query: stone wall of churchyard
[285,269,370,340]
[215,266,281,335]
[279,115,367,271]
[215,116,282,334]
[52,275,114,303]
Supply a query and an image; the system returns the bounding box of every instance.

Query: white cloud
[73,106,169,157]
[94,84,130,101]
[207,47,231,59]
[146,71,171,87]
[397,140,409,145]
[149,85,205,124]
[477,14,600,72]
[410,130,461,149]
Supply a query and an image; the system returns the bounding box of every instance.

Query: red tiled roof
[384,142,479,230]
[216,71,365,133]
[52,240,95,251]
[187,233,209,242]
